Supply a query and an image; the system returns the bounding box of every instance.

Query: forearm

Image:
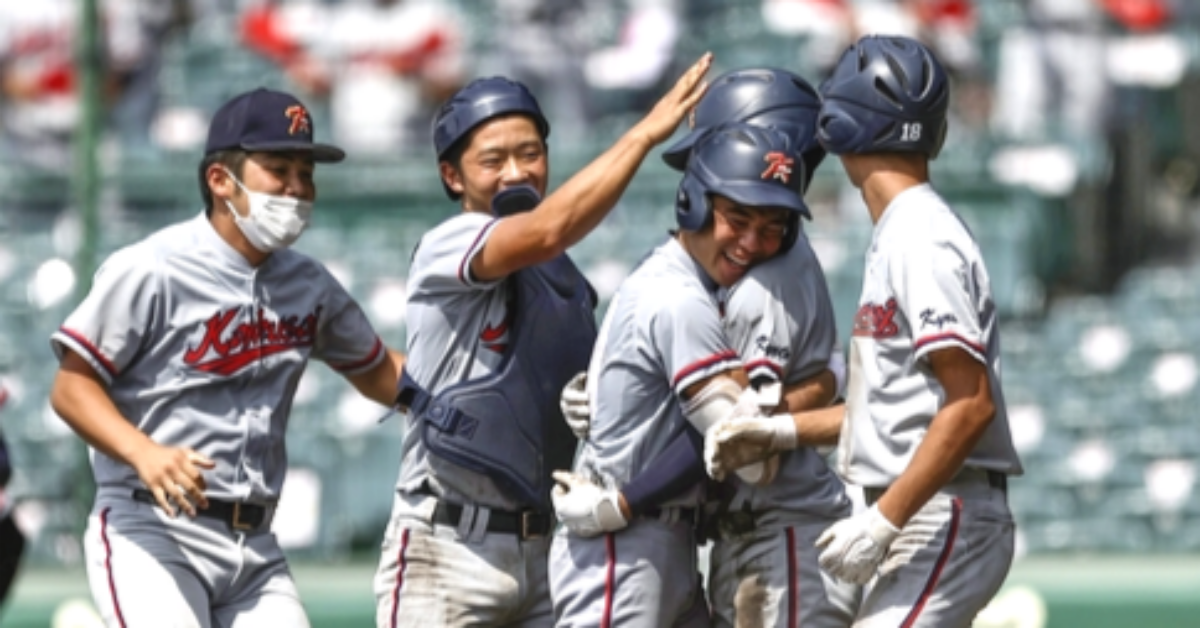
[788,403,844,447]
[347,347,406,407]
[49,368,151,466]
[620,426,705,518]
[876,398,993,527]
[780,368,837,413]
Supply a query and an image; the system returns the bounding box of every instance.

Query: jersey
[574,237,740,508]
[50,213,385,503]
[720,230,849,521]
[396,211,526,511]
[838,183,1023,487]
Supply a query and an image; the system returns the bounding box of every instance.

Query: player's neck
[852,157,929,224]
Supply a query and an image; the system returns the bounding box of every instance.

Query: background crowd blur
[2,0,1200,626]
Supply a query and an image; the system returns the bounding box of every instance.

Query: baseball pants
[374,491,554,628]
[853,471,1014,628]
[549,513,710,628]
[708,514,858,628]
[84,488,306,628]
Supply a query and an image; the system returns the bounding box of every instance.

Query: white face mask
[222,169,314,252]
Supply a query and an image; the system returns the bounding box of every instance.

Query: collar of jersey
[663,236,720,294]
[193,211,260,274]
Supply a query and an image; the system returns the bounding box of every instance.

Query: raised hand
[630,52,713,147]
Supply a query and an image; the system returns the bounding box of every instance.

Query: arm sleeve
[50,247,161,384]
[621,426,705,516]
[893,240,987,364]
[655,285,740,396]
[312,266,386,375]
[409,212,505,297]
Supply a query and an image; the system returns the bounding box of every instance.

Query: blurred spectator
[241,0,467,156]
[583,0,682,118]
[0,1,175,168]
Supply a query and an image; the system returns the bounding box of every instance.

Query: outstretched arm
[470,53,712,282]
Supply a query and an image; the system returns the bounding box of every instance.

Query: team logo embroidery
[755,335,791,361]
[184,307,321,375]
[761,151,794,183]
[284,105,311,136]
[480,314,510,354]
[852,298,900,339]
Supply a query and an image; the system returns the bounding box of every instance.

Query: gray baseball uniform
[51,213,385,627]
[708,230,857,628]
[375,211,562,627]
[838,184,1023,627]
[549,237,735,628]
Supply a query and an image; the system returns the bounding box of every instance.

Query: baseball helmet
[817,35,949,159]
[676,122,809,251]
[432,76,550,199]
[663,68,825,192]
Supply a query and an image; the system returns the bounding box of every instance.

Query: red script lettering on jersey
[184,307,322,375]
[852,298,900,338]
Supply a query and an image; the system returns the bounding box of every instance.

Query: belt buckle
[231,502,255,532]
[520,511,545,540]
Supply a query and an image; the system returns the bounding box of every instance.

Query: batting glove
[550,471,627,537]
[559,372,591,440]
[704,413,798,482]
[815,504,901,585]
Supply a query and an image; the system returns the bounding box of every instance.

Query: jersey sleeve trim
[914,332,985,363]
[671,350,740,390]
[327,337,385,374]
[743,359,783,382]
[456,218,500,287]
[52,327,118,382]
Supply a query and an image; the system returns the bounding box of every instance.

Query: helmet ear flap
[675,171,711,232]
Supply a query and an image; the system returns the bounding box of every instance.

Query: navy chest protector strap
[396,255,597,509]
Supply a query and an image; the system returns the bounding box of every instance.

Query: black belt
[132,489,270,532]
[430,500,554,540]
[642,506,699,526]
[863,469,1007,507]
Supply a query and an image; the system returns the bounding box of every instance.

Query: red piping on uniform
[914,332,984,357]
[457,219,500,285]
[100,508,128,628]
[743,359,784,381]
[59,328,119,377]
[331,337,384,373]
[900,497,962,628]
[388,528,411,628]
[786,526,798,628]
[602,533,617,628]
[672,350,740,388]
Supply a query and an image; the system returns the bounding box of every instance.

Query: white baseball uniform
[51,213,386,627]
[549,237,733,628]
[375,211,562,627]
[708,231,858,628]
[837,183,1023,627]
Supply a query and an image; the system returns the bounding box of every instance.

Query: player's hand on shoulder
[631,52,713,147]
[560,372,591,440]
[129,442,214,517]
[550,470,627,537]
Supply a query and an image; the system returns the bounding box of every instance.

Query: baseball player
[552,67,859,628]
[48,87,406,627]
[372,55,712,627]
[706,36,1024,627]
[547,121,810,628]
[0,398,24,610]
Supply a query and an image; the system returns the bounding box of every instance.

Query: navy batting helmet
[663,68,825,192]
[817,35,949,159]
[432,76,550,199]
[676,122,809,251]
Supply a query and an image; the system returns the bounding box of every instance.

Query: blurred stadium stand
[3,0,1200,625]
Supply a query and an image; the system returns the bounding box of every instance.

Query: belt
[642,506,699,526]
[863,469,1007,507]
[132,489,271,532]
[430,500,554,540]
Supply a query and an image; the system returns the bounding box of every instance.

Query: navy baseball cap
[204,88,345,162]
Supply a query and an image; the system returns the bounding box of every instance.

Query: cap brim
[241,141,346,163]
[724,183,811,219]
[661,127,706,171]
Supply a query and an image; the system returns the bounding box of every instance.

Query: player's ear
[206,163,236,201]
[439,161,465,197]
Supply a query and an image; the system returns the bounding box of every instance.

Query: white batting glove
[815,504,901,585]
[550,471,628,537]
[559,372,591,440]
[704,413,798,482]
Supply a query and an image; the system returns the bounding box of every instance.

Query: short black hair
[198,150,249,216]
